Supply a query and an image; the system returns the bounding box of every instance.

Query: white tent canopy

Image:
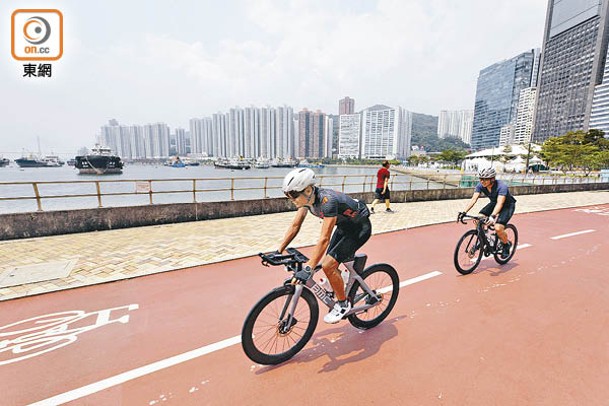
[462,144,545,173]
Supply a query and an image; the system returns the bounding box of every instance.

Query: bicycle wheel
[494,224,519,265]
[241,285,318,365]
[454,230,483,275]
[347,264,400,330]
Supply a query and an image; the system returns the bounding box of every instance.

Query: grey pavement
[1,190,608,301]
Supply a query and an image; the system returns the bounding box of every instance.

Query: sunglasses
[284,190,302,199]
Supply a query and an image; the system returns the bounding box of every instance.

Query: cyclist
[278,168,371,324]
[458,167,517,257]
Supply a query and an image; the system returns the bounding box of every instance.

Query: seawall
[1,182,607,240]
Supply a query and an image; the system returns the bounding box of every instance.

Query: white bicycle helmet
[282,168,316,196]
[478,167,496,179]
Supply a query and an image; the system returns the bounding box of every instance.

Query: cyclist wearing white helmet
[278,168,371,324]
[458,166,517,258]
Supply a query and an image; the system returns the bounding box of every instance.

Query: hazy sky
[0,0,547,157]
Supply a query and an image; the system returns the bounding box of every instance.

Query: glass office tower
[533,0,609,142]
[471,50,538,150]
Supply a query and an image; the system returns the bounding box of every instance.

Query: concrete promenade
[1,190,608,301]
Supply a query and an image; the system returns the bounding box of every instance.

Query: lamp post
[525,142,532,173]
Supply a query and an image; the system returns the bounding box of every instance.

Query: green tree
[438,149,468,165]
[541,130,609,174]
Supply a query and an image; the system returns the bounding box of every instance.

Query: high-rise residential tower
[339,97,355,115]
[360,105,411,159]
[338,114,362,159]
[437,110,474,143]
[533,0,609,141]
[297,109,326,158]
[471,49,539,150]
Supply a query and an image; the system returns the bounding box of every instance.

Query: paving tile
[0,190,608,301]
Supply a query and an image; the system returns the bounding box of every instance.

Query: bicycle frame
[462,215,499,256]
[274,259,382,331]
[259,248,378,329]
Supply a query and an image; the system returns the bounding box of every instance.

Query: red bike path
[1,205,608,405]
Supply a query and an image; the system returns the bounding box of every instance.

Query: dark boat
[74,145,123,175]
[15,155,63,167]
[0,158,9,167]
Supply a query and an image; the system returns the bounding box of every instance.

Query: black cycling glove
[293,265,312,283]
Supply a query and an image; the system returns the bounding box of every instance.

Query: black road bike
[454,214,518,275]
[241,248,400,365]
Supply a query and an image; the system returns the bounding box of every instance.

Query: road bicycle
[241,248,400,365]
[454,214,518,275]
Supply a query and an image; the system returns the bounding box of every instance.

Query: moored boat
[214,157,251,170]
[271,157,299,168]
[15,155,63,168]
[74,145,123,175]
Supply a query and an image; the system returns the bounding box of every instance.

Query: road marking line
[29,336,242,406]
[550,229,595,240]
[518,243,532,249]
[378,271,443,293]
[30,271,442,405]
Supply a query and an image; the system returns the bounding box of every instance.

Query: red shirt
[376,167,390,189]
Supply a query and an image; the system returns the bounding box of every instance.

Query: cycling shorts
[479,202,515,226]
[326,217,372,263]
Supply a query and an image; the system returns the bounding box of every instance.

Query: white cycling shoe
[324,300,351,324]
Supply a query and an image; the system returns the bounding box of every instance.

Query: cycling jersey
[475,179,516,205]
[307,187,370,227]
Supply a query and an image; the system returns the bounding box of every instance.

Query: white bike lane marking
[550,229,595,240]
[0,304,139,367]
[29,271,443,406]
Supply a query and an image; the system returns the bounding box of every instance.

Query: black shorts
[375,188,390,200]
[479,202,516,225]
[326,218,372,263]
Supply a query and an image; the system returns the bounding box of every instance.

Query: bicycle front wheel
[494,224,519,265]
[347,264,400,330]
[241,285,319,365]
[454,230,483,274]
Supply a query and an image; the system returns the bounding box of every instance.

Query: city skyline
[0,0,546,157]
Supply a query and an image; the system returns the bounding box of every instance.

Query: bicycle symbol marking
[0,304,139,366]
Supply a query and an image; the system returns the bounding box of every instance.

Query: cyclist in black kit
[278,168,371,324]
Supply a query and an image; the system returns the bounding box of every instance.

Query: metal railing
[0,172,605,213]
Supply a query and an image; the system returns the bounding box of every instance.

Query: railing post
[32,182,43,211]
[230,178,235,201]
[342,176,347,192]
[95,181,103,208]
[263,177,269,198]
[148,180,153,204]
[192,179,197,203]
[442,174,446,190]
[362,175,367,193]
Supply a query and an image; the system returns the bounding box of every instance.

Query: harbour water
[0,164,443,214]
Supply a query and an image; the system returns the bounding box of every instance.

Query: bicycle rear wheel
[347,264,399,330]
[454,230,483,274]
[241,285,318,365]
[494,224,519,264]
